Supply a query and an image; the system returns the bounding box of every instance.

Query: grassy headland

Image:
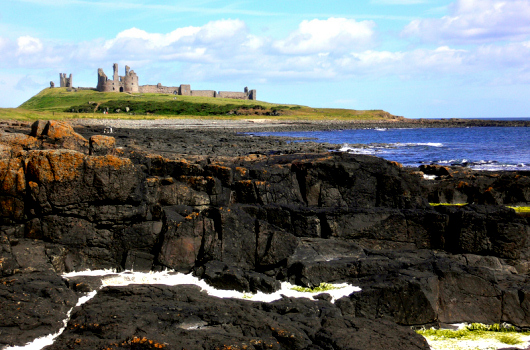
[1,88,400,121]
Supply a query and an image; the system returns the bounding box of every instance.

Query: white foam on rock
[4,270,359,350]
[84,270,361,303]
[4,291,97,350]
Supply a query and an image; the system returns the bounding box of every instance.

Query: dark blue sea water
[253,126,530,171]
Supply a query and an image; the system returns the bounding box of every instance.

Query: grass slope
[0,88,399,121]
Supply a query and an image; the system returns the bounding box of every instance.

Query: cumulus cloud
[1,17,530,88]
[402,0,530,43]
[273,18,376,55]
[101,19,252,63]
[17,36,43,55]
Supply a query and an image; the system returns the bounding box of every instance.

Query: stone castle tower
[59,73,72,87]
[97,63,139,93]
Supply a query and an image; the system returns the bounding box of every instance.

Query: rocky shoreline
[0,119,529,350]
[68,117,530,132]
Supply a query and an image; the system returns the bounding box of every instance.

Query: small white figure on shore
[103,126,113,134]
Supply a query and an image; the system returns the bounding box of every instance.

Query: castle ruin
[96,63,256,100]
[59,73,72,87]
[97,64,139,93]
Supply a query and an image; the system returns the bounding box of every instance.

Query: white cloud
[197,19,247,43]
[106,26,201,49]
[16,36,43,55]
[273,18,376,55]
[402,0,530,43]
[2,17,530,92]
[100,19,251,63]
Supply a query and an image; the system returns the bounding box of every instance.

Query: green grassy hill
[1,87,401,121]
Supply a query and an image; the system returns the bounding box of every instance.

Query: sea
[253,125,530,171]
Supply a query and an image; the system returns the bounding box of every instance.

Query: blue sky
[1,0,530,118]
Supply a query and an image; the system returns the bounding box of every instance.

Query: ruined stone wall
[139,85,180,94]
[217,91,248,100]
[179,85,191,96]
[191,90,217,98]
[98,79,120,92]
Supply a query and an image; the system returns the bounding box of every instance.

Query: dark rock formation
[45,284,429,350]
[0,120,529,348]
[420,165,530,206]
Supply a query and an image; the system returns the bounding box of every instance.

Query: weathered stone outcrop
[421,165,530,206]
[46,285,429,350]
[1,120,530,348]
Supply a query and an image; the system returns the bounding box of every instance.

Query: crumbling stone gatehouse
[97,63,139,93]
[96,63,256,100]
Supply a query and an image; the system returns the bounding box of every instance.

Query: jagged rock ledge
[0,120,529,349]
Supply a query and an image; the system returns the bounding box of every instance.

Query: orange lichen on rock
[32,120,89,152]
[389,161,403,168]
[123,336,166,349]
[234,167,248,177]
[0,157,25,194]
[89,135,116,156]
[457,181,469,189]
[44,121,84,141]
[85,155,133,171]
[0,133,39,151]
[0,197,22,218]
[26,150,85,183]
[90,135,116,148]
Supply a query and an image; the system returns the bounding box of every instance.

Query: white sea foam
[5,270,360,350]
[339,144,382,155]
[4,291,97,350]
[62,268,118,277]
[91,270,360,303]
[340,147,378,155]
[395,142,444,147]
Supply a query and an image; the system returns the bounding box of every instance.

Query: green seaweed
[416,323,528,347]
[291,282,340,293]
[497,333,524,345]
[508,206,530,213]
